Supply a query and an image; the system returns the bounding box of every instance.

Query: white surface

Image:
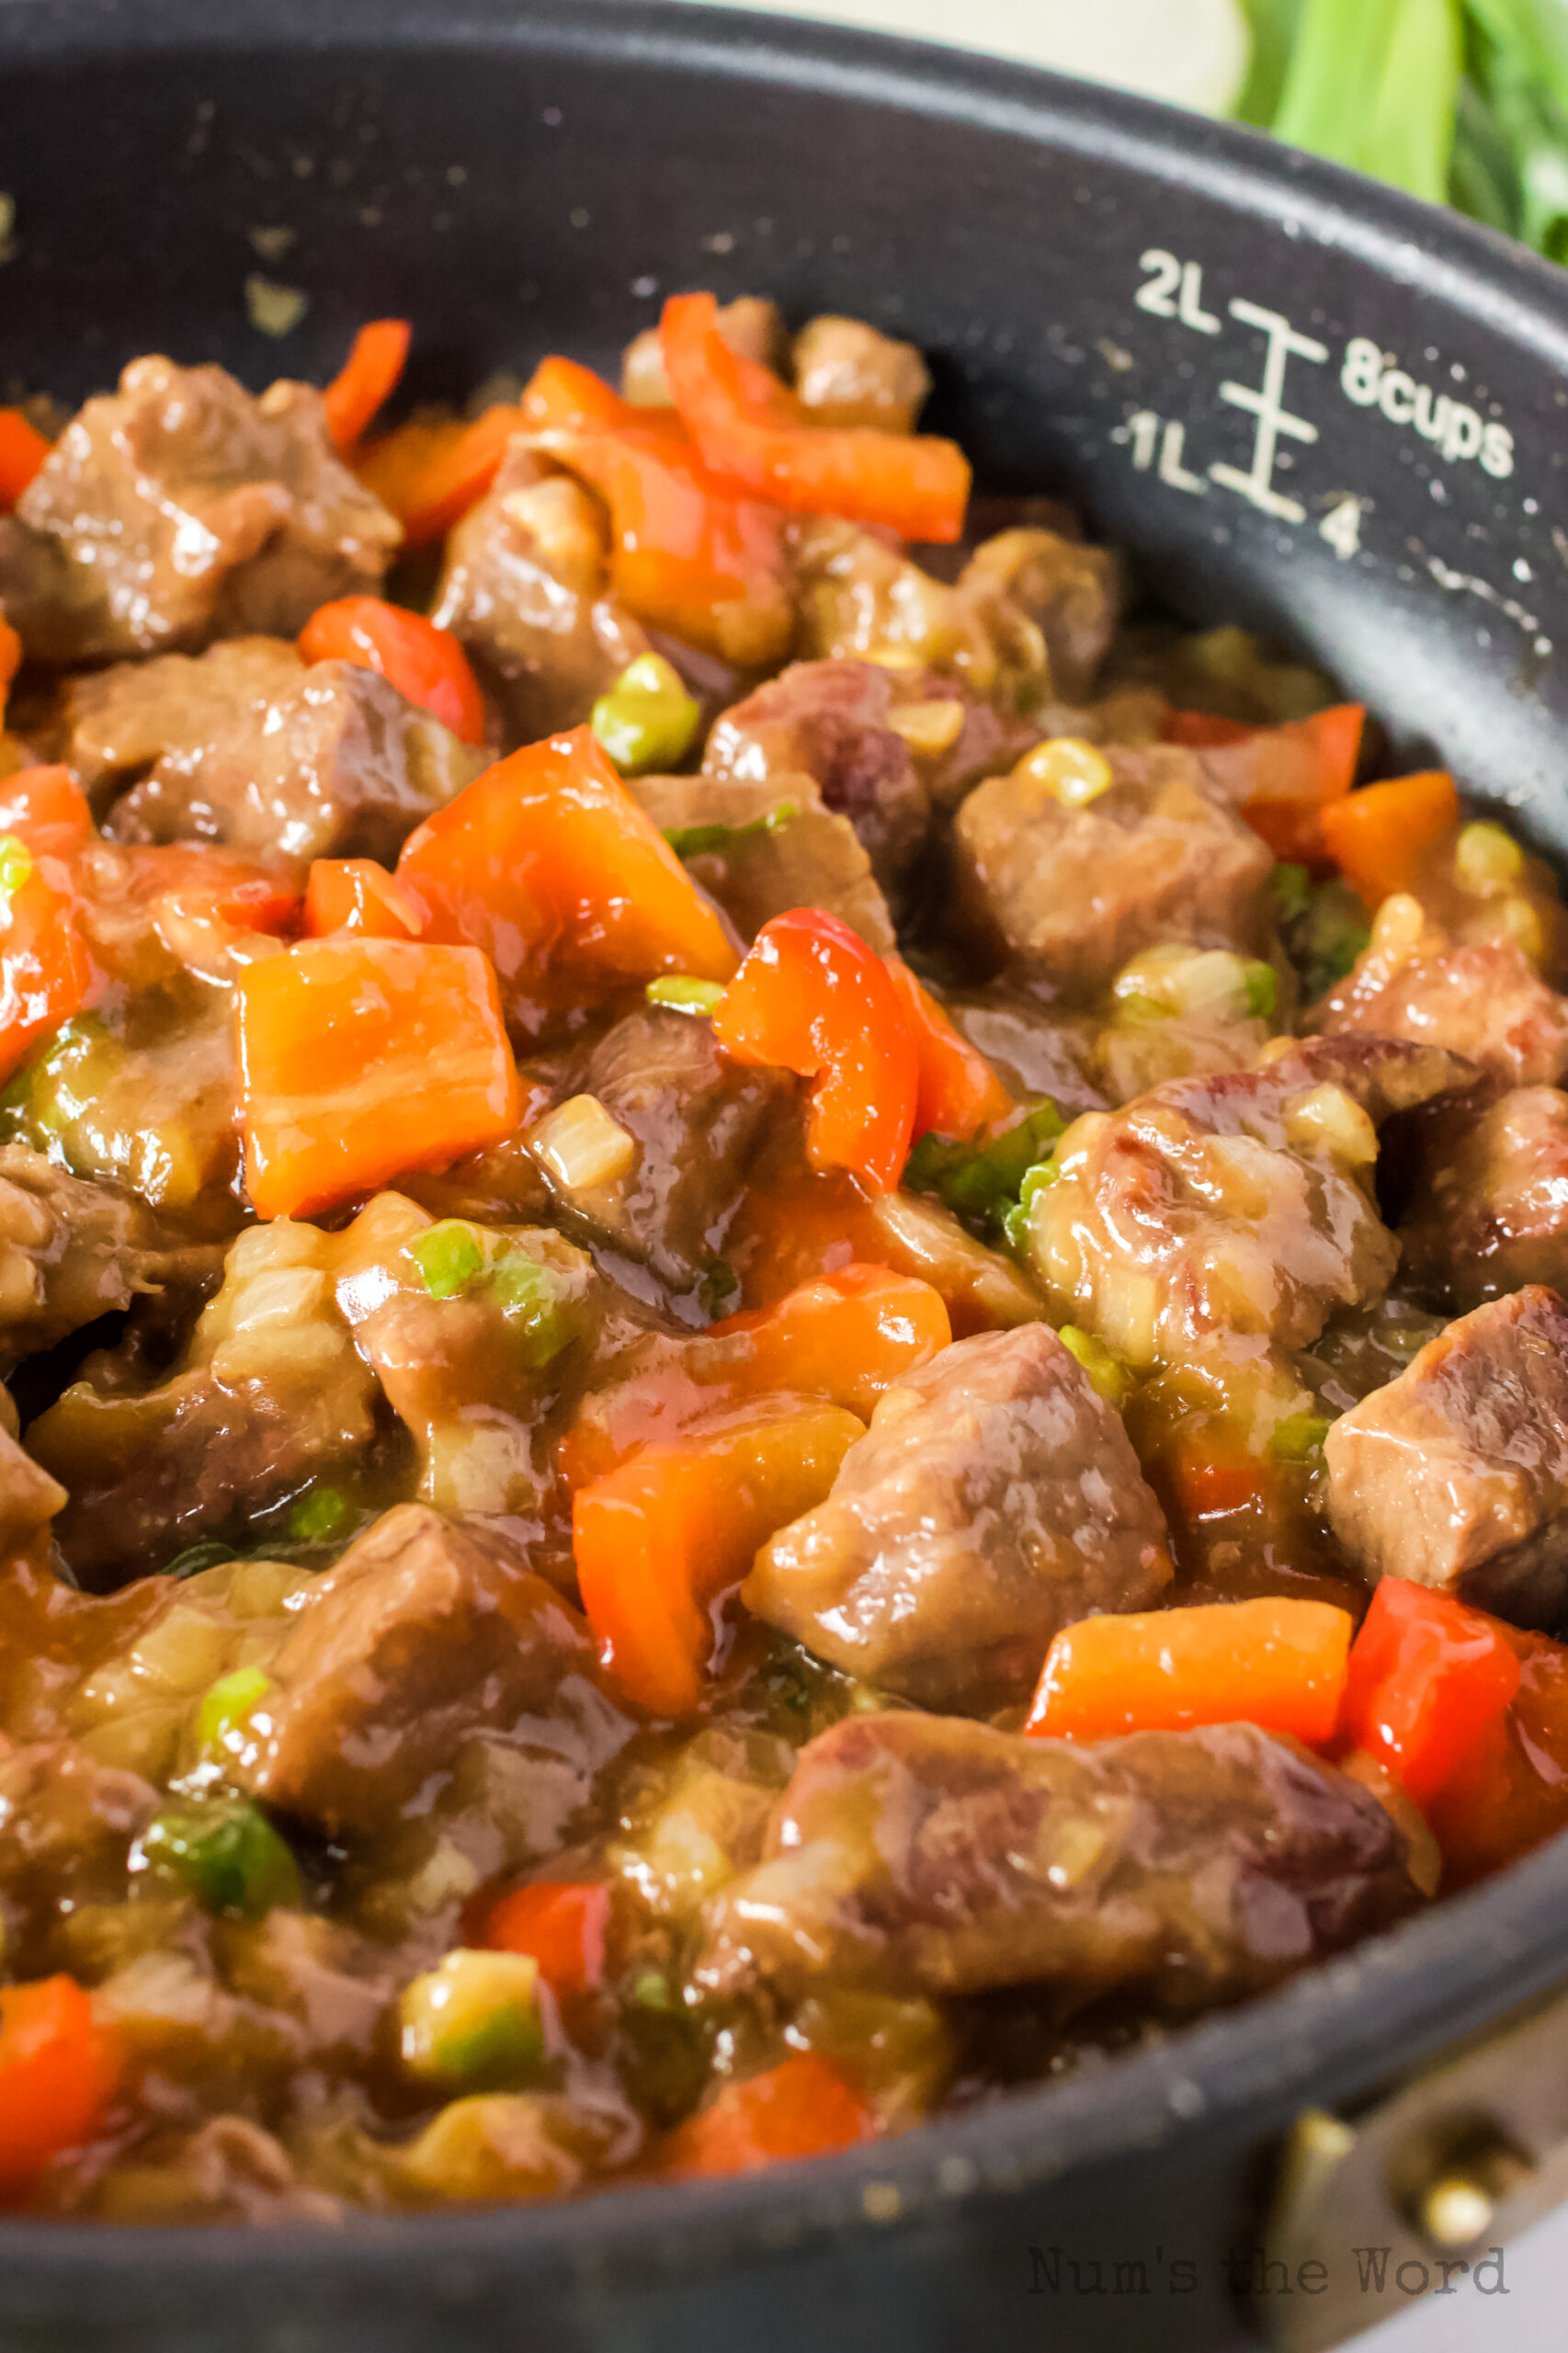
[670,0,1251,114]
[1357,2201,1568,2352]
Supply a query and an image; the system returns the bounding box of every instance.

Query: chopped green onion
[1275,868,1372,1002]
[1244,961,1278,1019]
[592,653,701,776]
[903,1097,1065,1236]
[195,1665,272,1758]
[399,1949,545,2089]
[139,1800,300,1919]
[289,1485,352,1544]
[662,801,799,861]
[632,1969,676,2012]
[1270,1410,1334,1461]
[410,1219,486,1300]
[1271,861,1312,922]
[490,1246,573,1369]
[1057,1324,1131,1409]
[699,1257,739,1317]
[646,975,727,1016]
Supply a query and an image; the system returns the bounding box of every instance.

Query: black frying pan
[4,5,1568,2348]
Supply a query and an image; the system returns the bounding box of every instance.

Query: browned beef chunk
[696,1712,1420,2012]
[942,988,1106,1119]
[0,359,400,665]
[1021,1035,1473,1369]
[0,1738,158,1971]
[704,659,931,899]
[235,1505,600,1837]
[1324,1285,1568,1624]
[960,528,1124,701]
[629,769,894,953]
[1312,915,1568,1086]
[790,519,1051,711]
[1399,1086,1568,1310]
[101,654,483,870]
[791,316,931,432]
[534,1007,793,1297]
[0,1146,195,1371]
[954,744,1274,995]
[744,1326,1171,1712]
[431,443,647,744]
[62,637,303,813]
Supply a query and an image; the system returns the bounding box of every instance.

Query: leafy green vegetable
[1273,0,1460,205]
[140,1799,300,1919]
[663,802,798,861]
[903,1098,1064,1237]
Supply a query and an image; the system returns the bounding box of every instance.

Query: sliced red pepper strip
[322,319,412,449]
[659,2052,875,2179]
[712,908,919,1194]
[1182,704,1366,865]
[518,355,636,434]
[1028,1597,1353,1745]
[298,596,488,745]
[356,404,522,548]
[0,410,51,512]
[0,765,92,860]
[660,292,970,544]
[304,856,426,941]
[885,955,1012,1140]
[482,1881,611,2001]
[0,840,91,1086]
[1337,1575,1522,1809]
[0,1975,119,2200]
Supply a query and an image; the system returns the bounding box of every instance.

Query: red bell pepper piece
[322,319,411,449]
[660,2052,875,2179]
[1169,704,1366,864]
[237,937,521,1220]
[660,292,971,544]
[0,839,91,1086]
[1321,771,1460,906]
[1425,1622,1568,1886]
[356,404,522,548]
[298,596,488,745]
[0,765,92,860]
[0,618,20,718]
[1337,1576,1522,1808]
[518,355,636,434]
[0,409,51,512]
[712,908,919,1193]
[482,1880,611,2001]
[885,955,1012,1140]
[397,725,736,993]
[303,857,426,941]
[0,1975,119,2200]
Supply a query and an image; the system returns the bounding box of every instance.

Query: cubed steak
[1312,913,1568,1087]
[1324,1285,1568,1624]
[1399,1086,1568,1310]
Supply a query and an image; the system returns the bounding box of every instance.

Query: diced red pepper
[0,847,91,1086]
[518,355,635,434]
[298,596,488,745]
[397,726,736,994]
[356,404,522,548]
[661,292,970,544]
[0,409,51,512]
[1425,1623,1568,1886]
[1161,710,1256,749]
[659,2052,875,2178]
[482,1880,611,2001]
[0,1975,119,2200]
[1187,704,1366,865]
[1337,1575,1522,1809]
[885,955,1012,1140]
[303,857,426,941]
[712,908,919,1194]
[237,937,521,1220]
[574,1404,863,1717]
[1321,771,1460,906]
[1027,1597,1352,1745]
[0,765,93,860]
[322,319,411,449]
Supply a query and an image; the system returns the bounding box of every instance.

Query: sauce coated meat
[2,299,1567,2219]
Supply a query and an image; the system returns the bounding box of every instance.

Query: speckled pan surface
[3,4,1568,2347]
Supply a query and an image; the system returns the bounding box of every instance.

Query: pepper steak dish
[0,293,1566,2220]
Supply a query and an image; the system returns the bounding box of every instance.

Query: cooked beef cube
[534,1007,793,1296]
[28,1220,380,1584]
[697,1712,1420,2012]
[954,743,1275,995]
[431,443,648,745]
[0,1146,194,1370]
[629,769,895,953]
[899,678,1042,815]
[102,654,483,870]
[791,315,931,432]
[704,659,931,900]
[942,988,1106,1119]
[0,1738,158,1970]
[61,636,303,811]
[744,1325,1171,1712]
[621,295,787,408]
[1324,1285,1568,1625]
[1312,907,1568,1086]
[960,528,1124,701]
[1021,1035,1472,1369]
[1400,1086,1568,1310]
[236,1504,600,1837]
[0,358,400,665]
[789,517,1052,710]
